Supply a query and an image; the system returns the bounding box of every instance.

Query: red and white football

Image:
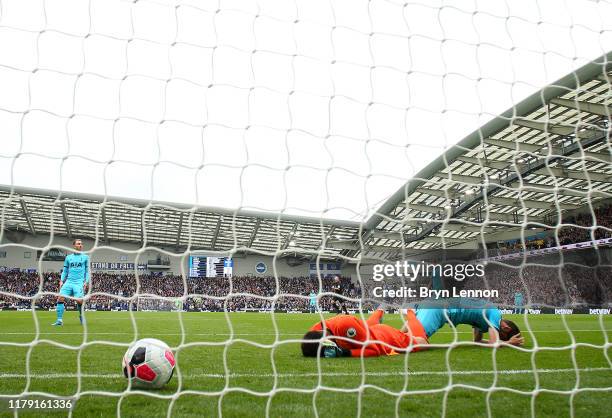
[123,338,175,389]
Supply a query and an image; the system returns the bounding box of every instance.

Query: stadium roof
[361,51,612,258]
[1,52,610,261]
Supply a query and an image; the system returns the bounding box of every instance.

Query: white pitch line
[0,367,610,380]
[0,316,349,322]
[1,329,610,336]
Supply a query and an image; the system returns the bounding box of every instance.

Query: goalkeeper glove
[320,339,351,358]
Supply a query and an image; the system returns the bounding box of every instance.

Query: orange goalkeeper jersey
[309,312,412,357]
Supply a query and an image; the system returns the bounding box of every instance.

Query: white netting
[0,0,611,416]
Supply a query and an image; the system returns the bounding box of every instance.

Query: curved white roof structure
[1,52,610,261]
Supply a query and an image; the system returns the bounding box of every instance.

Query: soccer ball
[122,338,176,389]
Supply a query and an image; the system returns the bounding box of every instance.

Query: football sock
[404,309,427,340]
[56,302,65,322]
[367,309,384,326]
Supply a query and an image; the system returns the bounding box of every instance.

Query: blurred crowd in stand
[1,262,609,311]
[0,273,373,312]
[463,263,611,308]
[488,204,611,256]
[558,204,612,244]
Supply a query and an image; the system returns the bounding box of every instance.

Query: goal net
[0,0,611,416]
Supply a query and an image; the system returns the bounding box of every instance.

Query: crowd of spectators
[488,237,552,256]
[1,264,609,312]
[486,204,611,257]
[462,263,611,308]
[558,204,612,245]
[0,272,373,312]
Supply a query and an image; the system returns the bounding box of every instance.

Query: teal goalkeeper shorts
[59,282,85,299]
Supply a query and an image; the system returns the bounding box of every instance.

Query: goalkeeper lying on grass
[302,301,524,358]
[301,309,428,357]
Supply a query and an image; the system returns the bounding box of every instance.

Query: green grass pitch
[0,311,610,417]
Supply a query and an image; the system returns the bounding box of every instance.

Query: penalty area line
[0,367,610,380]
